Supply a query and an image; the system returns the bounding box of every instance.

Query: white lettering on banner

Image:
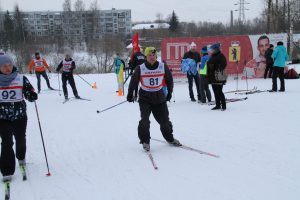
[166,43,190,60]
[140,62,165,92]
[0,75,24,102]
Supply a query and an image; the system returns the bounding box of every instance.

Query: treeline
[0,0,125,73]
[0,0,299,72]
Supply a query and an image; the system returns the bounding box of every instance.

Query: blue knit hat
[210,43,221,51]
[201,46,208,54]
[0,54,13,67]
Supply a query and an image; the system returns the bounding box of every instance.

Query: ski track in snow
[1,73,300,200]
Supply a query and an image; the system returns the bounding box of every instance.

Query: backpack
[284,68,299,79]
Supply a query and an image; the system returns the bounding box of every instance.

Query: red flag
[131,32,140,61]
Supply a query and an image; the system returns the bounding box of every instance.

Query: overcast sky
[1,0,265,23]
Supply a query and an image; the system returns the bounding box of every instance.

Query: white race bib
[0,75,24,102]
[140,62,165,92]
[62,60,73,72]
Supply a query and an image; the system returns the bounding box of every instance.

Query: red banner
[161,35,253,77]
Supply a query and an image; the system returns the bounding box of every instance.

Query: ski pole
[57,72,61,96]
[76,74,93,88]
[34,101,51,176]
[172,89,176,103]
[96,100,127,114]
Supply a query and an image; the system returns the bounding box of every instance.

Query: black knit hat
[277,41,284,46]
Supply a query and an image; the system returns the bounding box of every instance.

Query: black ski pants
[138,101,174,144]
[187,74,201,100]
[272,67,285,91]
[0,117,27,176]
[212,84,226,109]
[36,71,51,91]
[264,63,273,79]
[199,75,212,103]
[62,73,78,98]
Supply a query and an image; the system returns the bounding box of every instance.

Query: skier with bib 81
[0,54,38,183]
[127,47,181,151]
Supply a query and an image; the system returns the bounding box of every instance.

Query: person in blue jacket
[270,41,289,92]
[113,53,125,92]
[199,46,212,104]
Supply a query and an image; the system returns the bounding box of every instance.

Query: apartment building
[0,8,132,44]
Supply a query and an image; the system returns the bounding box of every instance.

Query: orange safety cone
[118,88,123,96]
[92,82,97,89]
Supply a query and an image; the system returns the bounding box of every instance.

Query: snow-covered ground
[2,72,300,200]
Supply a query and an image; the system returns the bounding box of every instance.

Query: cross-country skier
[28,52,54,93]
[0,54,38,182]
[56,53,80,100]
[127,47,181,151]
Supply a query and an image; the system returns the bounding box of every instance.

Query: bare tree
[63,0,72,12]
[267,0,272,33]
[74,0,85,11]
[89,0,99,11]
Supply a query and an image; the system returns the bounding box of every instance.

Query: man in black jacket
[264,44,274,79]
[207,43,227,111]
[182,42,201,102]
[127,47,181,151]
[56,53,80,100]
[0,54,37,182]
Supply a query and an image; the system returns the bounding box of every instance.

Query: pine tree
[3,11,14,50]
[169,10,179,32]
[13,5,27,46]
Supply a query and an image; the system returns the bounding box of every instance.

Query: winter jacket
[199,54,210,75]
[271,45,289,67]
[181,58,197,75]
[207,50,227,84]
[128,61,173,104]
[182,50,201,75]
[0,67,37,121]
[264,48,274,67]
[114,57,123,74]
[56,58,76,74]
[28,58,50,72]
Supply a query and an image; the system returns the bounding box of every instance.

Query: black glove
[27,92,38,102]
[166,93,172,102]
[127,93,134,103]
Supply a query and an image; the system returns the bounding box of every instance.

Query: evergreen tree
[13,5,27,46]
[169,10,179,32]
[3,11,14,50]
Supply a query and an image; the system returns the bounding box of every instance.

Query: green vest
[199,63,207,75]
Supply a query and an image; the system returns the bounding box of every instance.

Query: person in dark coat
[182,42,201,102]
[127,47,181,151]
[264,44,274,79]
[207,43,227,111]
[0,54,37,182]
[56,53,80,100]
[128,50,145,99]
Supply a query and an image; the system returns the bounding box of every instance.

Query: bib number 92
[1,90,17,100]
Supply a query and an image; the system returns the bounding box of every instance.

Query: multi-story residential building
[0,8,132,46]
